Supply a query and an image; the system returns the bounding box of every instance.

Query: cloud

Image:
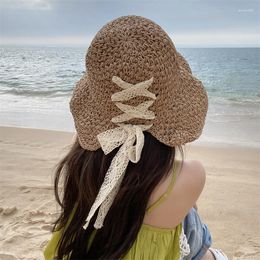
[237,9,254,13]
[171,31,260,47]
[1,0,259,47]
[0,0,52,10]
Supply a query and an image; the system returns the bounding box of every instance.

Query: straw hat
[69,15,208,230]
[70,15,208,151]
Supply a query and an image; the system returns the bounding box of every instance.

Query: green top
[44,160,181,260]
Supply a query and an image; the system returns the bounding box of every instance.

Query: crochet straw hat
[70,15,208,151]
[69,15,208,230]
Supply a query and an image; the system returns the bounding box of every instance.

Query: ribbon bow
[83,123,152,229]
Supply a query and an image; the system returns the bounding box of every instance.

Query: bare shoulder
[143,159,207,228]
[175,160,206,201]
[179,159,206,192]
[167,159,206,223]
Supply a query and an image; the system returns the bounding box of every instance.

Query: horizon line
[1,44,259,48]
[1,32,259,48]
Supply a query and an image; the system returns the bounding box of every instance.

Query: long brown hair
[53,131,184,259]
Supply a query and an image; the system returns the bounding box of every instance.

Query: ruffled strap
[179,223,191,259]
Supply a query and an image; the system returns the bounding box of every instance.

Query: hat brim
[149,52,208,147]
[70,52,208,150]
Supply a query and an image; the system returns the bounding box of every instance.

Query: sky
[0,0,259,47]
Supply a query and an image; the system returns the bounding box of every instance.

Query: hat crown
[85,15,180,86]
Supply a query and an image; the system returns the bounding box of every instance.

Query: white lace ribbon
[83,76,156,230]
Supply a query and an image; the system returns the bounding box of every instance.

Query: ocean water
[0,47,259,147]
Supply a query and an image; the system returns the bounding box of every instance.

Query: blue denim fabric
[182,207,212,260]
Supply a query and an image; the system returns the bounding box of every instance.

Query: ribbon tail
[83,142,130,230]
[94,171,126,229]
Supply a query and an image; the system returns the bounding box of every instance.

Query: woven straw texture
[70,15,208,150]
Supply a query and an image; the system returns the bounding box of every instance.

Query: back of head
[53,15,208,259]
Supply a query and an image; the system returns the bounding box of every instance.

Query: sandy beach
[0,126,259,259]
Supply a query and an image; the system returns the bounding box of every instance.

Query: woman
[44,15,228,259]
